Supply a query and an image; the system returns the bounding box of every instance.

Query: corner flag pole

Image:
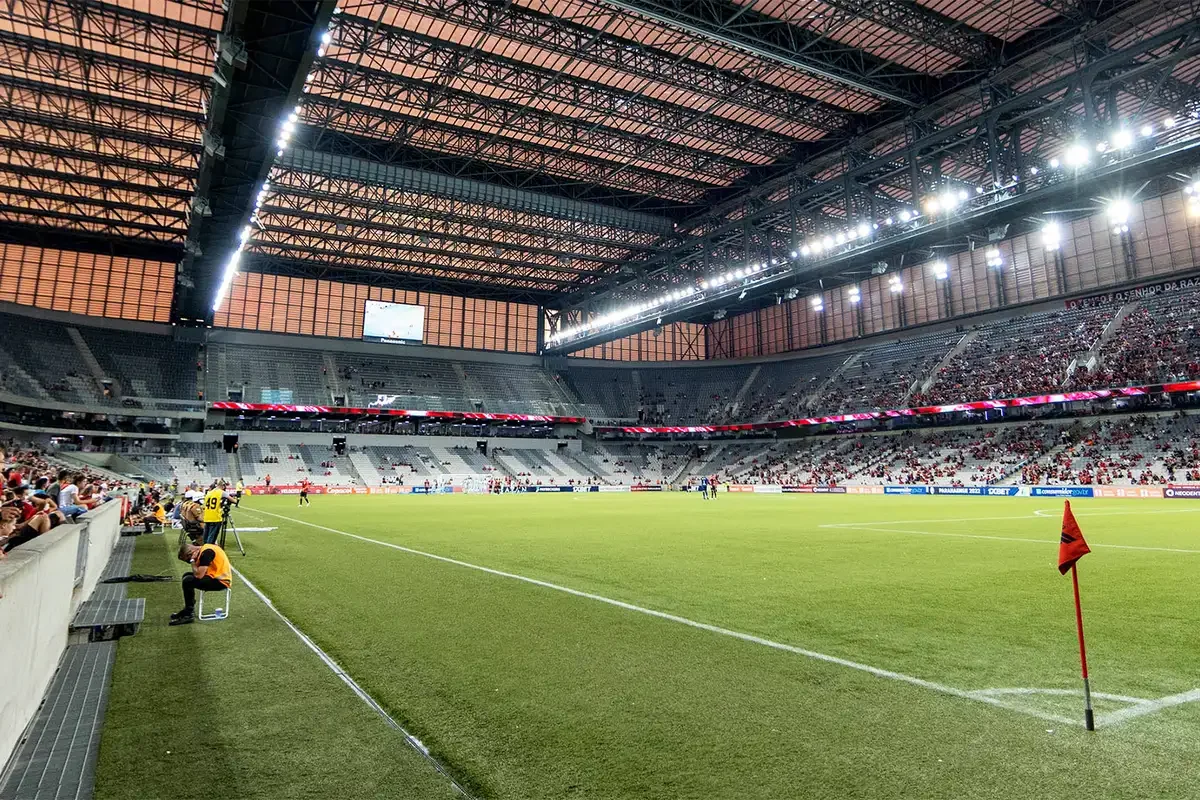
[1070,563,1095,731]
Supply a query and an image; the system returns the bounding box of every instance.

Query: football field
[224,493,1200,799]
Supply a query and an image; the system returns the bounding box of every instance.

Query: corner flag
[1058,500,1091,575]
[1057,500,1095,731]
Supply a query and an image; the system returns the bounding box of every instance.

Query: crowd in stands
[0,443,130,555]
[1069,294,1200,389]
[1022,413,1200,484]
[919,310,1112,405]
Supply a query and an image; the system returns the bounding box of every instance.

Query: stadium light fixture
[1107,198,1131,234]
[1064,143,1090,168]
[790,250,798,258]
[835,231,846,245]
[811,296,823,311]
[931,260,949,280]
[800,244,811,257]
[1112,129,1134,150]
[856,222,871,239]
[848,286,861,304]
[822,236,834,250]
[1164,117,1177,129]
[1140,124,1154,138]
[985,247,1003,269]
[1042,221,1062,250]
[899,209,912,223]
[888,276,903,294]
[1049,157,1060,169]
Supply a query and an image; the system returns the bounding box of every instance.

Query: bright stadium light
[848,285,861,304]
[1107,198,1132,234]
[835,231,846,245]
[800,244,811,256]
[856,222,871,238]
[1112,129,1134,150]
[790,250,798,258]
[822,235,834,250]
[931,260,949,280]
[1064,142,1090,168]
[899,209,912,223]
[1042,221,1062,250]
[888,276,903,294]
[986,247,1003,269]
[811,296,823,311]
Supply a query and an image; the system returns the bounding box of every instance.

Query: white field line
[232,566,475,799]
[239,507,1079,728]
[821,524,1200,554]
[1100,688,1200,725]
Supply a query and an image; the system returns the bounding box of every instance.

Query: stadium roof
[0,0,1197,326]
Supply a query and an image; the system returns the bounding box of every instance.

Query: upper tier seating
[921,307,1113,404]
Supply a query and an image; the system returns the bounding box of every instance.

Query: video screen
[362,300,425,345]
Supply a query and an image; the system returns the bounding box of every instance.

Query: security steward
[170,540,231,626]
[201,480,228,545]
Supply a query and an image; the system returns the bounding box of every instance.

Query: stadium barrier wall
[0,499,122,772]
[243,483,1182,498]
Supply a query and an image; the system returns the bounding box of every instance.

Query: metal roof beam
[241,254,558,306]
[561,18,1200,311]
[599,0,925,105]
[305,101,714,203]
[176,0,338,322]
[249,239,578,290]
[360,0,852,134]
[256,220,613,277]
[277,148,677,236]
[328,17,797,162]
[7,0,217,70]
[269,181,667,254]
[260,204,635,267]
[309,60,752,187]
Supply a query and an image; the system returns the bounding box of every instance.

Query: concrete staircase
[66,326,117,397]
[805,353,861,409]
[348,451,383,485]
[918,330,977,396]
[727,365,761,420]
[322,353,343,401]
[1067,301,1136,383]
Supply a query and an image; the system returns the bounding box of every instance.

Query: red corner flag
[1058,500,1091,575]
[1058,500,1096,731]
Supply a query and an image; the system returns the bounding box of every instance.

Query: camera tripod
[217,510,245,556]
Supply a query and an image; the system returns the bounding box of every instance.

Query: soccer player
[299,479,311,506]
[698,474,708,500]
[709,475,718,500]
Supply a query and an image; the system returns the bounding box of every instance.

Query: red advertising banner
[212,401,583,424]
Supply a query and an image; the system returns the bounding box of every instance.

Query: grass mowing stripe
[234,567,475,799]
[242,506,1084,728]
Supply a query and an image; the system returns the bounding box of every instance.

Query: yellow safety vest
[202,488,224,523]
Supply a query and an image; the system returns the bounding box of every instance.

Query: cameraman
[178,491,205,544]
[201,480,237,545]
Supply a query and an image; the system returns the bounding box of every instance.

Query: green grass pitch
[103,493,1200,799]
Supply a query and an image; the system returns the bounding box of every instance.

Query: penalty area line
[242,507,1083,728]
